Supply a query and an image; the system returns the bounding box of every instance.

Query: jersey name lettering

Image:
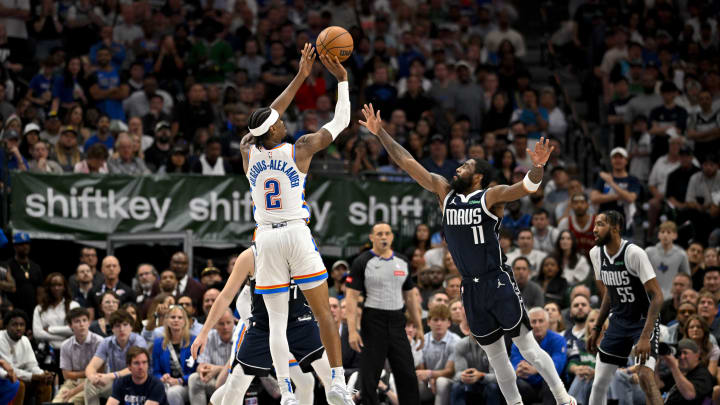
[600,270,630,286]
[444,207,484,226]
[247,159,300,188]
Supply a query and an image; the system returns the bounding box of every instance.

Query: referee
[345,222,424,405]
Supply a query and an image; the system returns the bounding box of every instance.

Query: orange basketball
[316,26,354,62]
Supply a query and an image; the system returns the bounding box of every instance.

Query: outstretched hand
[358,103,382,136]
[527,137,554,167]
[297,43,316,79]
[319,53,348,81]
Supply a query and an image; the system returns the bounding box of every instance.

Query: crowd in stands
[0,0,718,404]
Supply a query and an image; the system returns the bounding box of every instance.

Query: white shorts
[253,219,327,294]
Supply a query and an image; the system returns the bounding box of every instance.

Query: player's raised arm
[294,53,350,162]
[359,103,450,200]
[484,137,554,208]
[271,43,316,117]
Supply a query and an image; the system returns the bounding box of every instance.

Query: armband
[321,81,350,140]
[523,171,541,192]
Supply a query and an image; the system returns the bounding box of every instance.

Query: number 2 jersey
[441,189,504,278]
[245,142,309,225]
[589,240,658,322]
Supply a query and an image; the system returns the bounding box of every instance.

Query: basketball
[316,26,354,62]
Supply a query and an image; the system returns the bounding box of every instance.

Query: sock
[290,364,315,404]
[512,328,570,403]
[480,338,523,405]
[588,355,617,405]
[311,352,333,391]
[331,366,346,387]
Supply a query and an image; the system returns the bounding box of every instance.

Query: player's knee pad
[512,331,542,363]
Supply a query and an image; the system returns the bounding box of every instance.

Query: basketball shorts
[233,317,325,376]
[462,266,530,346]
[599,314,659,369]
[253,220,328,294]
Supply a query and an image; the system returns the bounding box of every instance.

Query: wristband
[522,172,541,192]
[113,372,118,379]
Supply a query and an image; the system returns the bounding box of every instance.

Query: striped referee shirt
[347,250,414,311]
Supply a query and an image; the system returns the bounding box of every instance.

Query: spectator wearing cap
[89,45,129,121]
[40,110,62,145]
[144,121,173,172]
[29,139,63,173]
[19,122,40,160]
[329,260,349,298]
[627,114,652,182]
[590,147,641,235]
[665,144,701,214]
[199,267,221,289]
[74,143,109,174]
[108,133,150,175]
[159,143,191,174]
[141,93,171,139]
[420,134,459,180]
[682,154,720,243]
[84,115,114,152]
[54,126,83,172]
[657,338,713,405]
[649,81,688,162]
[6,233,43,318]
[0,126,28,173]
[687,90,720,157]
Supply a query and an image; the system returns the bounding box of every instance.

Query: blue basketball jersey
[248,278,313,327]
[441,189,503,278]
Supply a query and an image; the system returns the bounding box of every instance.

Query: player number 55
[617,286,635,303]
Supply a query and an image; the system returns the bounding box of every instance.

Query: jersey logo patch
[497,279,505,288]
[394,271,405,277]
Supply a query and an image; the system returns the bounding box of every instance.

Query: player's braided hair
[472,158,494,189]
[248,107,272,149]
[602,210,625,233]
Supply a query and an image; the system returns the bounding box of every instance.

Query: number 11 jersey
[246,142,310,225]
[441,190,504,278]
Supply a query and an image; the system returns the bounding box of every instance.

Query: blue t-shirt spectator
[89,41,126,68]
[29,73,53,102]
[511,330,567,386]
[515,107,549,139]
[84,134,115,152]
[501,214,532,238]
[110,374,168,405]
[52,75,77,104]
[89,67,126,121]
[592,174,642,215]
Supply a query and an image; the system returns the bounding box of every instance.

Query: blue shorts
[233,317,324,376]
[462,266,530,346]
[599,315,659,367]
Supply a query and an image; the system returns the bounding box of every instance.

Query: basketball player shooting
[194,43,354,405]
[586,211,663,405]
[359,104,576,405]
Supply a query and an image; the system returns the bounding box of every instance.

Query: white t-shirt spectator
[485,27,526,58]
[0,0,30,39]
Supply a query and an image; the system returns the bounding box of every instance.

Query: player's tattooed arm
[484,137,553,208]
[359,103,450,200]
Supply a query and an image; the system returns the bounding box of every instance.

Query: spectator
[510,307,567,405]
[189,308,234,405]
[554,230,591,285]
[26,58,55,111]
[647,136,685,239]
[398,74,434,124]
[51,56,88,113]
[29,139,63,173]
[687,90,720,156]
[417,304,459,405]
[108,133,151,174]
[703,267,720,303]
[682,315,719,376]
[501,199,531,237]
[624,71,662,125]
[89,46,129,120]
[365,65,398,121]
[506,228,548,276]
[626,115,652,183]
[72,263,96,315]
[198,288,219,325]
[0,128,28,172]
[33,272,79,353]
[531,208,559,254]
[199,267,222,289]
[590,147,641,235]
[177,295,204,336]
[40,110,62,145]
[65,105,92,141]
[688,242,707,291]
[159,142,191,175]
[566,309,600,405]
[660,273,692,325]
[339,298,362,379]
[648,81,688,163]
[657,339,713,405]
[483,91,513,139]
[453,62,485,133]
[142,293,176,344]
[135,264,157,318]
[696,292,720,343]
[0,310,53,404]
[158,269,179,295]
[706,249,719,268]
[73,246,102,287]
[665,300,697,345]
[534,256,568,306]
[75,143,110,173]
[124,75,173,120]
[666,144,701,221]
[106,346,168,405]
[7,232,41,319]
[90,25,126,68]
[512,256,545,309]
[682,154,720,244]
[540,87,567,139]
[54,126,84,172]
[112,6,143,49]
[89,256,135,311]
[444,274,461,301]
[544,302,565,333]
[84,114,114,151]
[53,307,103,405]
[607,76,634,148]
[485,10,526,58]
[142,93,172,139]
[122,302,143,334]
[646,221,691,299]
[448,298,470,337]
[236,38,265,83]
[508,129,534,168]
[328,260,349,298]
[172,84,215,141]
[450,326,501,405]
[84,309,148,405]
[152,305,197,405]
[420,134,459,180]
[90,291,120,337]
[564,295,591,347]
[510,89,548,144]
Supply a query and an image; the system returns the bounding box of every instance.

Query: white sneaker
[326,384,356,405]
[280,394,299,405]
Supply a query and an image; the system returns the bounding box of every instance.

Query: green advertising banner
[9,172,439,251]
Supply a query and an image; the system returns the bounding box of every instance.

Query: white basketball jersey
[246,142,309,225]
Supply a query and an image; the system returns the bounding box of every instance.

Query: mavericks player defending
[196,44,353,405]
[359,104,575,405]
[587,211,663,405]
